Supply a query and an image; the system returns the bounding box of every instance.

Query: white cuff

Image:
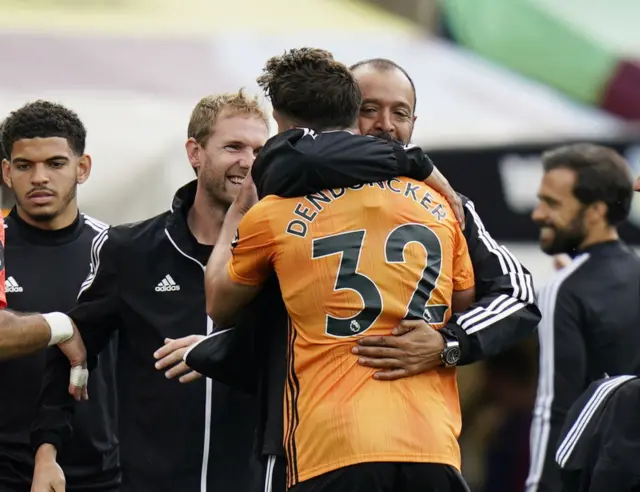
[42,312,74,346]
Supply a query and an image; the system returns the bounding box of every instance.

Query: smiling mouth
[227,176,245,186]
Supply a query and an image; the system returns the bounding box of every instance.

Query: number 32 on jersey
[312,223,448,338]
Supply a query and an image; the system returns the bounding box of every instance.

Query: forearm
[0,310,51,360]
[32,345,76,452]
[204,206,244,322]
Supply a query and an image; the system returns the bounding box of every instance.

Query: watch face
[445,347,461,366]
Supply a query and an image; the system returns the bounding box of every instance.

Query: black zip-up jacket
[0,209,119,492]
[187,129,541,461]
[555,375,640,492]
[33,181,263,492]
[526,241,640,492]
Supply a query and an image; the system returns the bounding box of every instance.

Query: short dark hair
[542,143,633,225]
[0,120,7,162]
[349,58,417,110]
[1,100,86,158]
[257,47,361,131]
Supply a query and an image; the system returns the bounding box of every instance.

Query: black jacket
[556,375,640,492]
[1,209,119,492]
[186,129,541,459]
[35,182,263,492]
[527,241,640,492]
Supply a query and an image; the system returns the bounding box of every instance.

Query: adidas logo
[6,276,23,293]
[155,274,180,292]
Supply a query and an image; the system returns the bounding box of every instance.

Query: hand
[57,324,88,402]
[424,167,465,230]
[351,319,445,381]
[553,254,571,270]
[231,173,259,216]
[32,444,65,492]
[154,335,204,383]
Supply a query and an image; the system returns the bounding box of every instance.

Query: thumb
[392,319,422,336]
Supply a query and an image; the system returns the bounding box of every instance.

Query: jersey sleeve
[227,202,275,286]
[452,222,475,292]
[68,227,123,364]
[0,217,6,309]
[442,197,539,366]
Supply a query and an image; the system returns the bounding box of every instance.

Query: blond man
[32,91,269,492]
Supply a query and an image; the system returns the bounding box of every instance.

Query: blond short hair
[187,89,268,146]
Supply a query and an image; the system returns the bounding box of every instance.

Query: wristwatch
[439,327,461,367]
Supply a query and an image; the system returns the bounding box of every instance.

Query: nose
[634,175,640,192]
[30,163,50,185]
[531,204,546,224]
[238,151,255,170]
[374,110,395,135]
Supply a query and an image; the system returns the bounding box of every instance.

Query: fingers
[179,371,203,384]
[372,368,411,381]
[454,199,466,230]
[153,337,194,360]
[357,357,402,370]
[392,319,426,335]
[356,336,400,348]
[352,346,400,358]
[164,361,192,380]
[155,348,187,371]
[68,366,89,402]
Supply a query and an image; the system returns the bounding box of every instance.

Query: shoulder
[546,253,592,299]
[107,210,171,243]
[247,196,289,219]
[81,213,109,237]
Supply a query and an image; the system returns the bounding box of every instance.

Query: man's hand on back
[423,167,465,230]
[352,320,445,381]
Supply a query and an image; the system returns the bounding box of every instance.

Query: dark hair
[542,143,633,225]
[0,120,6,162]
[1,100,86,158]
[257,47,362,131]
[350,58,417,110]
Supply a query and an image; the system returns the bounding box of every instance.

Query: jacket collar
[164,180,208,269]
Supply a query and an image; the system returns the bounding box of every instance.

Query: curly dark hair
[1,100,86,158]
[257,47,361,130]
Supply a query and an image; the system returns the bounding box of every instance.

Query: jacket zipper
[165,229,213,492]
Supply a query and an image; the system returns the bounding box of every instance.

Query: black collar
[8,207,84,246]
[575,240,626,257]
[164,180,212,267]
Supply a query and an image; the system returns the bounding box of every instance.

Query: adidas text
[7,285,23,293]
[155,284,180,292]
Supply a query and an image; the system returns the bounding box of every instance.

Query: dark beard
[540,209,588,255]
[16,185,77,224]
[368,130,407,146]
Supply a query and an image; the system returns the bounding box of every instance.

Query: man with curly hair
[204,48,475,492]
[0,100,113,492]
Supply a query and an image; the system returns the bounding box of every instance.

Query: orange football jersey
[227,178,474,486]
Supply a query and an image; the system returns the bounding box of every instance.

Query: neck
[579,225,619,250]
[187,187,227,246]
[16,202,79,231]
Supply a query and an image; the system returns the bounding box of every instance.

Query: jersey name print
[227,178,475,486]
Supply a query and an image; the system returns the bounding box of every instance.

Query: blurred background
[0,0,638,490]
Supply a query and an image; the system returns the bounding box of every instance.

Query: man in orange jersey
[205,48,474,492]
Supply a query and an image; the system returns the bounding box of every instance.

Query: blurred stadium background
[0,0,638,490]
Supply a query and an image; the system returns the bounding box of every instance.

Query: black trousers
[284,461,469,492]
